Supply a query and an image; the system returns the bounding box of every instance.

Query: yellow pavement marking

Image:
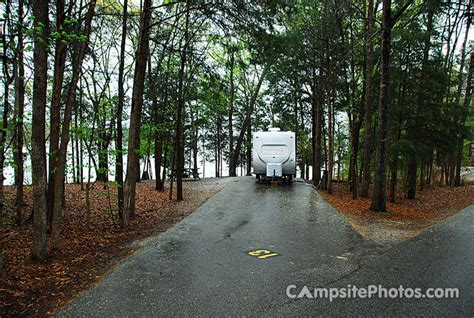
[246,249,281,259]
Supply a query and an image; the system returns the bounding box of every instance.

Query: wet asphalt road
[60,177,474,316]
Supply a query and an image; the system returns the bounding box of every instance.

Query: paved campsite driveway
[60,177,474,316]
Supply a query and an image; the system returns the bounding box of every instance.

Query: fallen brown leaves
[319,183,474,238]
[0,180,221,317]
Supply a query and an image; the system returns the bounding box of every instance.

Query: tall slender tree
[454,12,471,187]
[360,0,375,198]
[51,0,97,249]
[13,0,25,224]
[371,0,413,212]
[47,0,68,232]
[116,0,128,224]
[123,0,153,223]
[371,0,393,212]
[0,0,13,218]
[31,0,50,260]
[228,47,236,177]
[406,1,435,199]
[174,0,191,201]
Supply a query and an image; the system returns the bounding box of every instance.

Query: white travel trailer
[252,128,296,182]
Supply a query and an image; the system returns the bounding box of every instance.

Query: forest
[0,0,473,267]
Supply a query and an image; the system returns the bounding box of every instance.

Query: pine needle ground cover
[0,179,227,316]
[319,184,474,240]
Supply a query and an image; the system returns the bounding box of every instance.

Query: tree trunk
[453,17,471,186]
[216,113,221,178]
[406,155,417,199]
[154,106,164,190]
[294,86,299,179]
[314,99,322,185]
[0,0,13,218]
[360,0,375,198]
[161,145,168,190]
[371,0,413,211]
[445,162,450,186]
[429,155,435,186]
[327,88,334,194]
[14,0,25,224]
[202,129,206,178]
[116,0,128,223]
[174,1,191,201]
[154,68,169,192]
[134,155,141,183]
[123,0,152,222]
[311,67,322,185]
[439,164,445,187]
[51,0,96,249]
[78,80,84,189]
[389,165,397,203]
[228,48,236,176]
[370,0,392,212]
[47,0,67,232]
[454,17,471,106]
[246,121,252,176]
[141,123,153,181]
[96,134,108,182]
[449,153,456,187]
[324,1,334,194]
[407,2,434,199]
[390,113,402,203]
[419,160,425,190]
[231,67,267,171]
[322,115,328,176]
[455,50,474,186]
[444,4,464,102]
[74,97,81,184]
[462,50,474,108]
[31,0,49,261]
[191,109,198,175]
[71,134,76,183]
[349,118,361,199]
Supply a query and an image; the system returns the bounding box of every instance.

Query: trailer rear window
[261,145,288,155]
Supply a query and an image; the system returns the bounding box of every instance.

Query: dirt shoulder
[318,183,474,241]
[0,178,230,316]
